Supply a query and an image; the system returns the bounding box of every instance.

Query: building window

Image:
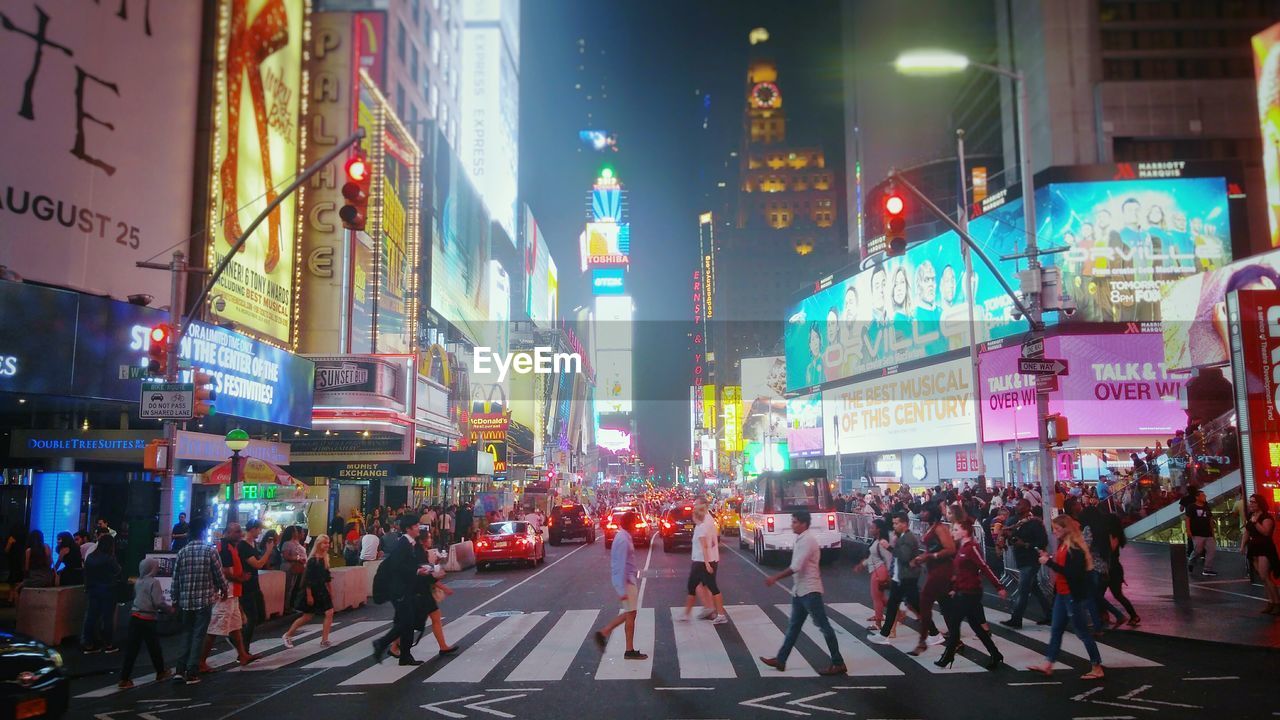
[430,83,439,117]
[411,0,420,25]
[397,22,406,64]
[411,44,420,85]
[432,28,441,66]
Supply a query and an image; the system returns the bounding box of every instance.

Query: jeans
[777,592,843,666]
[120,617,163,682]
[879,578,926,636]
[240,587,265,646]
[81,586,116,648]
[1044,594,1101,665]
[1090,571,1123,625]
[174,605,213,676]
[1191,535,1217,571]
[1010,564,1051,622]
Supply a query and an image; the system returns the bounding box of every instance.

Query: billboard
[721,386,744,453]
[460,1,519,241]
[0,2,201,302]
[1161,249,1280,371]
[429,129,492,345]
[1229,289,1280,501]
[744,440,790,475]
[596,349,633,414]
[980,333,1185,443]
[740,356,786,446]
[1255,22,1280,248]
[592,268,626,295]
[824,357,976,455]
[207,0,308,344]
[585,222,629,266]
[523,207,558,325]
[786,393,824,457]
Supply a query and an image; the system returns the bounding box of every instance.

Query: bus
[739,469,841,565]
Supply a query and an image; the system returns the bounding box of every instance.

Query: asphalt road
[69,533,1276,720]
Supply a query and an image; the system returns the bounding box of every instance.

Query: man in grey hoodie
[118,557,173,688]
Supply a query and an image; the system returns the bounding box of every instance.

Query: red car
[475,521,545,570]
[603,509,651,549]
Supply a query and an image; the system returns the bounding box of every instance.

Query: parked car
[548,503,596,545]
[0,630,68,720]
[603,508,651,548]
[475,521,545,570]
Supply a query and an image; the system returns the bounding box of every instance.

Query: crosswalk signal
[193,370,217,418]
[883,192,907,256]
[1046,413,1069,446]
[147,324,171,377]
[339,153,371,231]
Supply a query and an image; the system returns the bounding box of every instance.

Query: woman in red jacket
[936,519,1008,669]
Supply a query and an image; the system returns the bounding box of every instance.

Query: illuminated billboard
[1229,289,1280,501]
[429,129,492,346]
[741,356,786,445]
[596,349,633,414]
[0,2,201,303]
[721,386,744,453]
[461,0,519,241]
[823,357,976,455]
[207,0,308,345]
[786,393,824,457]
[745,440,790,475]
[1161,249,1280,371]
[522,207,558,325]
[592,268,626,295]
[1255,22,1280,248]
[585,222,630,266]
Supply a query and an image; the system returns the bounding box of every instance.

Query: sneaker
[698,609,716,620]
[183,674,201,685]
[866,633,891,645]
[710,614,728,625]
[677,613,690,623]
[103,645,120,654]
[282,634,295,649]
[623,650,648,660]
[1201,570,1218,577]
[927,634,946,646]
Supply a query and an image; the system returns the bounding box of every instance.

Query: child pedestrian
[118,557,173,688]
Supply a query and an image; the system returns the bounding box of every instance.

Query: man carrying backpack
[372,515,436,666]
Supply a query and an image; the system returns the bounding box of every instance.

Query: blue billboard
[591,268,626,295]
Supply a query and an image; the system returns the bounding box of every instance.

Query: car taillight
[635,521,648,529]
[583,518,590,526]
[607,523,617,530]
[477,540,488,549]
[766,516,775,533]
[662,520,671,529]
[548,518,554,526]
[828,514,836,531]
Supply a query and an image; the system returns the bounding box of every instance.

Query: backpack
[371,555,392,604]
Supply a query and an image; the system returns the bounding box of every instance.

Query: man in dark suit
[372,515,429,666]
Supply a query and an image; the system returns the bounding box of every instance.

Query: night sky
[520,0,996,473]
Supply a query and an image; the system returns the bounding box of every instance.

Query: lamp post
[895,48,1053,542]
[226,428,250,488]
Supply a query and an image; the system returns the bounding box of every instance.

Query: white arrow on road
[786,692,856,716]
[138,703,211,720]
[94,712,132,720]
[423,695,487,719]
[463,693,527,718]
[740,692,809,716]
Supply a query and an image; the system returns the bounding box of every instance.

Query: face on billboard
[1161,249,1280,371]
[208,0,307,344]
[1254,23,1280,248]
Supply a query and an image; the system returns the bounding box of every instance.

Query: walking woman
[1105,512,1140,626]
[908,505,953,656]
[391,525,457,658]
[1028,515,1105,679]
[1243,494,1280,614]
[936,519,1007,669]
[854,519,894,627]
[282,535,334,647]
[280,527,306,613]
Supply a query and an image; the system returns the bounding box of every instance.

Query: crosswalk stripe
[233,621,387,672]
[426,612,548,683]
[985,632,1071,672]
[723,604,817,677]
[669,608,736,678]
[507,609,600,682]
[339,615,491,686]
[595,607,655,680]
[777,604,902,677]
[833,604,983,673]
[1005,622,1161,668]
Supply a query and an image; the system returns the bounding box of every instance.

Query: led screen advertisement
[744,440,790,475]
[0,2,200,303]
[596,349,633,414]
[740,356,786,446]
[824,357,976,455]
[429,129,492,346]
[460,0,519,242]
[1229,289,1280,501]
[786,393,823,457]
[585,222,630,266]
[1161,249,1280,371]
[522,207,558,325]
[207,0,308,344]
[592,268,626,295]
[1255,22,1280,248]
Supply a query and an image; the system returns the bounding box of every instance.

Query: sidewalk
[1100,541,1280,649]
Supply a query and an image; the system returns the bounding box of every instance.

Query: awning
[205,457,296,485]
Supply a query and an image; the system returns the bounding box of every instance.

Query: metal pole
[160,251,187,550]
[956,130,987,490]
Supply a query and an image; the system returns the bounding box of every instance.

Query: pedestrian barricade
[444,540,475,572]
[259,569,287,618]
[17,585,85,646]
[362,558,384,597]
[329,565,369,611]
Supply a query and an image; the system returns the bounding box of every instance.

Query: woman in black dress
[282,535,334,646]
[54,532,83,586]
[1243,494,1280,614]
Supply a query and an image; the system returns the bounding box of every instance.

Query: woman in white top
[854,519,894,626]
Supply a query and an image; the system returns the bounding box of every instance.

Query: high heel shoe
[985,651,1004,670]
[907,643,928,657]
[933,651,955,669]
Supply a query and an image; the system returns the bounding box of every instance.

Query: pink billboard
[980,333,1187,442]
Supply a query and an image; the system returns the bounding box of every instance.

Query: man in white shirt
[680,502,727,623]
[760,511,846,676]
[359,529,381,563]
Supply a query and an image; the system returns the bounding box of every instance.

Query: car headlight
[48,649,64,669]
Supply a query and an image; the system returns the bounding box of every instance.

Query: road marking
[1116,685,1201,709]
[1073,687,1106,701]
[656,686,716,690]
[463,693,526,718]
[506,609,599,682]
[786,691,857,716]
[595,607,655,680]
[670,607,737,678]
[637,537,656,609]
[485,688,542,692]
[427,612,548,683]
[833,686,886,689]
[741,691,809,716]
[723,605,817,677]
[1005,622,1161,668]
[1010,681,1061,686]
[461,542,590,618]
[777,603,902,676]
[832,603,982,673]
[1089,700,1159,712]
[340,615,491,686]
[1071,716,1136,720]
[137,703,210,720]
[314,692,366,696]
[422,694,485,719]
[232,621,387,671]
[1183,675,1239,681]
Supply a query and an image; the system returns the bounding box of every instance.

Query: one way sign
[1018,357,1069,376]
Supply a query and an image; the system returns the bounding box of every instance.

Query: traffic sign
[1036,374,1059,393]
[140,382,194,419]
[1018,357,1068,376]
[119,364,151,380]
[1021,337,1044,358]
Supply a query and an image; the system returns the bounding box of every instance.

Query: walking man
[760,511,846,675]
[1002,501,1053,628]
[869,512,934,643]
[594,511,647,660]
[1185,490,1217,576]
[170,519,228,684]
[681,501,727,623]
[371,515,438,666]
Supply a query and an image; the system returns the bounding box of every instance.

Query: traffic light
[147,324,171,377]
[339,152,371,231]
[1046,414,1069,446]
[193,370,217,418]
[883,191,907,256]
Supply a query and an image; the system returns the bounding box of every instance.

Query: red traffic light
[884,194,905,215]
[147,324,171,377]
[345,156,368,183]
[340,152,371,231]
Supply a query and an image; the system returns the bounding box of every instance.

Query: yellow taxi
[716,496,743,536]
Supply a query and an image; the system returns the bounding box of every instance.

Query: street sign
[1018,357,1069,376]
[1036,374,1059,393]
[119,364,152,380]
[140,382,194,419]
[1021,337,1044,358]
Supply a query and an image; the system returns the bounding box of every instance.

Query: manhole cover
[486,610,525,617]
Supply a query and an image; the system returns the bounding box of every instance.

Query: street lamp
[895,48,1054,541]
[225,428,250,487]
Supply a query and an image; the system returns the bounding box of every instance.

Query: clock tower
[745,59,785,145]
